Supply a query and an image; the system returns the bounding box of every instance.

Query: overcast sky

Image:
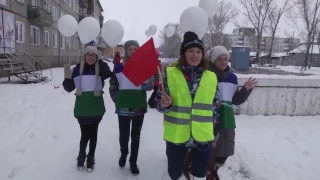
[100,0,296,47]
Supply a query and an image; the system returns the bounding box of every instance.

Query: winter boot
[192,176,206,180]
[161,170,184,180]
[212,166,220,180]
[86,154,95,172]
[118,153,127,168]
[77,153,86,171]
[130,162,140,175]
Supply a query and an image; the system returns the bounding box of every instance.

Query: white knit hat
[206,45,229,64]
[76,46,101,97]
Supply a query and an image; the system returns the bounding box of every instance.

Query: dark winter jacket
[109,63,154,117]
[209,64,252,129]
[62,60,112,124]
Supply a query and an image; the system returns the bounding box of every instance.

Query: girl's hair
[175,55,208,69]
[122,55,129,65]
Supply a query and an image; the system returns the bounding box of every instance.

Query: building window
[31,0,40,6]
[69,0,72,7]
[44,0,49,11]
[52,6,58,21]
[73,0,76,11]
[15,21,25,43]
[44,31,50,47]
[53,33,57,48]
[17,0,24,3]
[30,26,40,45]
[60,35,65,49]
[67,37,71,50]
[73,39,77,50]
[76,40,79,50]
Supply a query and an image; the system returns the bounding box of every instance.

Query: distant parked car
[263,64,276,67]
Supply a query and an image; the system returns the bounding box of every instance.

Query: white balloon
[77,17,100,44]
[179,6,209,39]
[165,26,176,37]
[148,25,157,36]
[57,15,78,37]
[199,0,219,17]
[145,29,150,37]
[101,20,124,48]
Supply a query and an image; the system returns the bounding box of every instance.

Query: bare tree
[240,0,274,64]
[158,23,182,58]
[283,30,298,65]
[207,0,239,48]
[288,0,320,70]
[266,0,295,63]
[317,30,320,60]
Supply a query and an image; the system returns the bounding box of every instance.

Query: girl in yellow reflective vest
[155,31,220,180]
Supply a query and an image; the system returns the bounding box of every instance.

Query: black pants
[118,115,144,164]
[79,123,100,156]
[148,86,158,108]
[166,142,211,179]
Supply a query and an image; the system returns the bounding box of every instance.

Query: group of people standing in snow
[62,30,257,180]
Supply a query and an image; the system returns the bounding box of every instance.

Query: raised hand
[244,77,258,90]
[161,91,172,108]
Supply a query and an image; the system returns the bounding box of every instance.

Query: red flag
[122,38,160,86]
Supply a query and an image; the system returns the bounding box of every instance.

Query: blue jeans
[166,141,211,179]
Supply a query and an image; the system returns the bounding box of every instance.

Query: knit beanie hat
[206,45,229,64]
[180,31,204,56]
[124,40,140,56]
[76,46,101,97]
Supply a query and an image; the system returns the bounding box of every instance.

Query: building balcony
[100,15,104,22]
[99,15,104,28]
[87,8,93,15]
[79,0,87,8]
[79,14,86,21]
[27,5,52,26]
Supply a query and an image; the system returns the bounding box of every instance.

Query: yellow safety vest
[164,67,218,144]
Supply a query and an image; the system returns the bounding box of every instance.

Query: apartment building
[0,0,104,69]
[231,28,300,53]
[262,36,300,53]
[203,27,300,53]
[79,0,105,46]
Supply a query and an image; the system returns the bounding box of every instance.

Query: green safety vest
[164,67,218,144]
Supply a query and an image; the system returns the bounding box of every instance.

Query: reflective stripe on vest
[163,67,218,144]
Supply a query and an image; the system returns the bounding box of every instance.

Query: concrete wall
[236,77,320,116]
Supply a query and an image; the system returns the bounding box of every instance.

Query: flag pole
[157,66,164,92]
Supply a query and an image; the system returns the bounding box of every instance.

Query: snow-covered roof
[271,53,288,57]
[290,44,320,54]
[232,45,251,48]
[250,52,269,57]
[249,52,288,57]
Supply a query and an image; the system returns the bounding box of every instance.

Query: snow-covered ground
[0,66,319,180]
